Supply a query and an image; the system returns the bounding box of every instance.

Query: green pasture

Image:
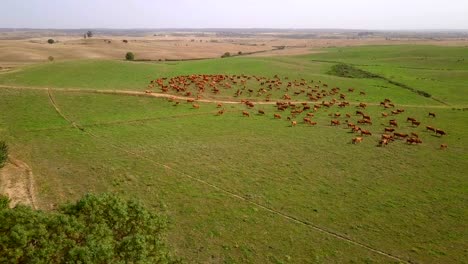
[0,45,467,263]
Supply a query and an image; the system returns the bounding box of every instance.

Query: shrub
[238,51,242,55]
[125,52,135,61]
[221,52,231,58]
[48,56,54,62]
[122,39,128,43]
[86,30,93,38]
[47,39,55,44]
[0,193,177,263]
[0,141,7,168]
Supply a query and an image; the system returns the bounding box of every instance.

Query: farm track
[0,84,461,109]
[42,88,412,263]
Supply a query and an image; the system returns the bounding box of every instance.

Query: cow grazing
[217,103,223,108]
[410,132,419,138]
[379,138,389,147]
[394,132,408,139]
[407,117,416,122]
[384,127,395,133]
[440,143,448,149]
[258,109,265,115]
[407,137,422,144]
[331,120,340,126]
[192,103,200,109]
[242,111,250,117]
[352,137,363,144]
[411,120,421,127]
[435,129,446,136]
[382,112,388,117]
[389,120,398,127]
[426,126,436,132]
[308,121,317,126]
[429,112,436,118]
[274,114,281,119]
[291,121,297,127]
[217,109,225,115]
[360,129,372,136]
[187,98,195,103]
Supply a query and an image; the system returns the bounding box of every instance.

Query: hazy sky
[2,0,468,30]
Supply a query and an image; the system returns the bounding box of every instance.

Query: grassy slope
[305,45,468,106]
[1,46,467,263]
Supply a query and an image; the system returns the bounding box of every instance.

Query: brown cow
[435,129,446,136]
[303,117,311,123]
[411,120,421,127]
[394,132,408,138]
[407,117,416,122]
[192,103,200,109]
[360,129,372,136]
[352,137,363,144]
[274,114,281,119]
[382,112,388,117]
[407,137,422,144]
[217,109,225,115]
[379,138,389,147]
[242,111,250,117]
[306,112,314,117]
[389,120,398,127]
[258,110,265,115]
[187,98,195,103]
[426,126,436,132]
[410,132,419,138]
[429,112,436,118]
[308,121,317,126]
[331,120,340,126]
[291,121,297,126]
[440,143,448,149]
[217,103,223,108]
[384,127,395,133]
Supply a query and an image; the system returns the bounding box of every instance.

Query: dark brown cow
[360,129,372,136]
[242,111,250,117]
[379,138,389,147]
[411,120,421,127]
[429,112,436,118]
[217,103,223,108]
[407,117,416,122]
[389,120,398,127]
[274,114,281,119]
[426,126,436,132]
[384,127,395,133]
[258,109,265,115]
[331,120,340,126]
[394,132,408,138]
[407,137,422,144]
[435,129,446,136]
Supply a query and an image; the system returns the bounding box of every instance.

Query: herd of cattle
[145,74,448,149]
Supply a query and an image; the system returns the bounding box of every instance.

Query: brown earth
[0,157,36,208]
[1,35,467,67]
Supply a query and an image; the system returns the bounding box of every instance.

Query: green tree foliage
[126,52,135,61]
[221,52,231,58]
[0,193,177,263]
[47,39,55,44]
[0,141,7,168]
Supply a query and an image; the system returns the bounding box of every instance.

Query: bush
[122,39,128,43]
[125,52,135,61]
[221,52,231,58]
[48,56,54,62]
[47,39,55,44]
[0,193,177,263]
[0,141,7,168]
[238,51,242,55]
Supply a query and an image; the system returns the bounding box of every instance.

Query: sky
[1,0,468,30]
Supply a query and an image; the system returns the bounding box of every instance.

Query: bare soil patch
[0,158,36,208]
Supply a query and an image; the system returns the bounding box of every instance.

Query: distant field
[0,45,467,263]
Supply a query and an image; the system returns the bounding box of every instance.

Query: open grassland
[0,45,467,263]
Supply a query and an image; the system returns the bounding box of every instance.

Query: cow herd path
[0,84,462,109]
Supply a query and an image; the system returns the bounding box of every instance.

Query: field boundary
[44,88,411,263]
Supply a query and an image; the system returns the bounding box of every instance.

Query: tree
[221,52,231,58]
[47,39,55,44]
[86,31,93,38]
[0,141,7,168]
[48,56,54,62]
[0,193,178,263]
[126,52,135,61]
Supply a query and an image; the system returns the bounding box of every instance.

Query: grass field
[0,45,467,263]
